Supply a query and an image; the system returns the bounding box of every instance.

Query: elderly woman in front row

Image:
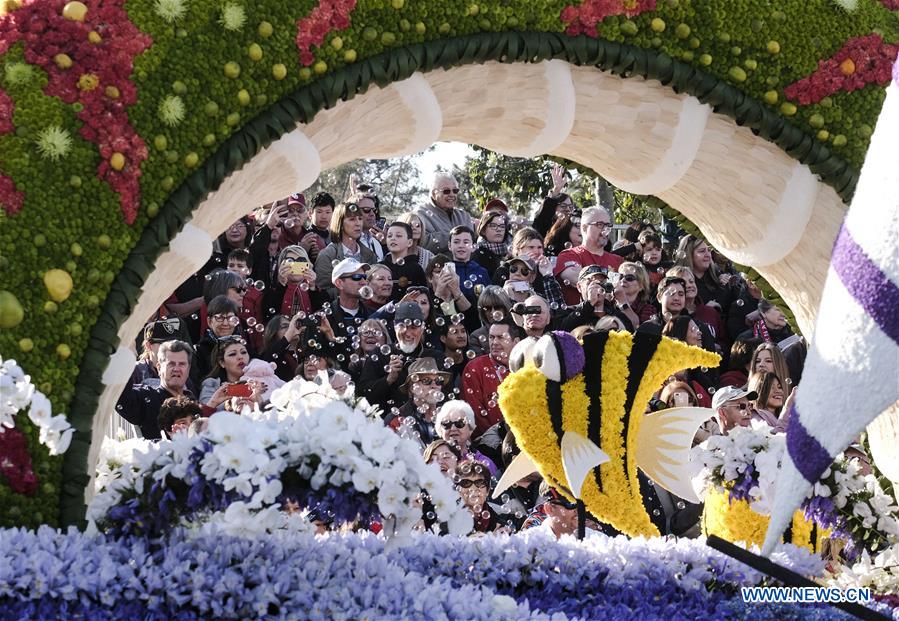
[435,400,497,476]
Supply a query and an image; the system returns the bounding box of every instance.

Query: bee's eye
[532,336,562,383]
[509,339,536,373]
[532,332,585,383]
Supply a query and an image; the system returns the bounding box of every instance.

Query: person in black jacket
[116,340,198,440]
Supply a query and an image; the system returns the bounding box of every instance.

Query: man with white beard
[358,301,445,410]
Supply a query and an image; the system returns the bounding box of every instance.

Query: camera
[512,303,542,316]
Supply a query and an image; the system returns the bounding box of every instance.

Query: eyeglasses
[286,208,306,216]
[487,223,506,231]
[210,313,236,323]
[340,274,367,281]
[216,335,246,344]
[480,305,505,312]
[585,222,613,232]
[440,188,461,195]
[441,419,467,430]
[229,286,248,294]
[726,402,749,411]
[456,479,487,489]
[344,203,361,213]
[360,329,383,337]
[508,265,531,276]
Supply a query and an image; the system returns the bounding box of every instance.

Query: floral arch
[0,0,897,526]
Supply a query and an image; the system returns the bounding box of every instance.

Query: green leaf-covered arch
[1,0,896,526]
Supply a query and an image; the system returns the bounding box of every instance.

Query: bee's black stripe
[783,521,793,544]
[581,331,609,493]
[811,523,818,551]
[620,331,661,480]
[546,381,565,444]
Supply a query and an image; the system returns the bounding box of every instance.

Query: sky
[414,141,475,183]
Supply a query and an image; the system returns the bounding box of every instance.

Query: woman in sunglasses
[192,294,251,383]
[262,245,318,324]
[435,400,497,476]
[611,262,656,326]
[453,460,508,534]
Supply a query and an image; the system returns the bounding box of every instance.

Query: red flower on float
[0,173,25,216]
[0,427,39,496]
[784,34,899,106]
[296,0,357,67]
[0,0,152,224]
[0,88,13,134]
[880,0,899,10]
[560,0,657,37]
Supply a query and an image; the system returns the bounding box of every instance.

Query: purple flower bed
[1,527,891,620]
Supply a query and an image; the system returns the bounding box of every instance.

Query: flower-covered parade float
[2,0,899,618]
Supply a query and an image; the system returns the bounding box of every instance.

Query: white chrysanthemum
[831,0,858,12]
[154,0,188,22]
[35,125,73,161]
[218,2,246,31]
[158,95,186,127]
[4,61,34,85]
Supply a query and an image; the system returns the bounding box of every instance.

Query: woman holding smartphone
[199,337,260,411]
[261,245,319,323]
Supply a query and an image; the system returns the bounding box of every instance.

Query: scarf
[753,319,772,343]
[477,238,509,258]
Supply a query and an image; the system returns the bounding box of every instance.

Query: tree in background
[463,146,658,225]
[304,154,428,218]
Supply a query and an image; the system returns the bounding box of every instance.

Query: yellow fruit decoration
[43,269,74,303]
[110,152,126,170]
[62,1,87,21]
[0,290,25,328]
[57,344,72,360]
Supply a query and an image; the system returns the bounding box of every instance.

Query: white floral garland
[89,377,472,538]
[828,544,899,595]
[0,357,73,455]
[691,422,899,545]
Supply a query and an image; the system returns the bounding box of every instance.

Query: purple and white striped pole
[762,54,899,556]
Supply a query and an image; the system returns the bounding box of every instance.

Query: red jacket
[461,354,511,439]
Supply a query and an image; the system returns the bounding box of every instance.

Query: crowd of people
[116,163,810,538]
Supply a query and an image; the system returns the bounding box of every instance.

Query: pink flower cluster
[560,0,656,37]
[0,88,12,135]
[0,0,152,224]
[0,173,25,215]
[0,427,38,496]
[295,0,356,66]
[880,0,899,10]
[784,34,899,106]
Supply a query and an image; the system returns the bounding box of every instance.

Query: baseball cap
[484,198,509,213]
[331,257,370,285]
[144,318,182,344]
[394,300,425,324]
[578,265,609,282]
[711,385,758,410]
[287,193,306,207]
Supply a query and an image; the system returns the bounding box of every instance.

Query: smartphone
[225,382,252,398]
[511,280,531,292]
[671,391,690,408]
[289,261,308,276]
[442,262,456,276]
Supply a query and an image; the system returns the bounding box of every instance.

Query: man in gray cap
[558,265,633,332]
[711,385,758,435]
[357,300,445,410]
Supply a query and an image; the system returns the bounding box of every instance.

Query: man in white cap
[711,385,758,435]
[326,257,372,362]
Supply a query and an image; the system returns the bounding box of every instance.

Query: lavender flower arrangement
[0,526,869,621]
[89,378,472,540]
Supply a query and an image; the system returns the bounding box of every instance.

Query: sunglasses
[440,188,461,195]
[456,479,487,489]
[340,274,367,281]
[229,286,248,294]
[549,498,578,510]
[216,335,246,344]
[509,265,532,276]
[727,402,750,411]
[414,377,443,386]
[361,207,375,214]
[620,274,638,283]
[441,419,467,430]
